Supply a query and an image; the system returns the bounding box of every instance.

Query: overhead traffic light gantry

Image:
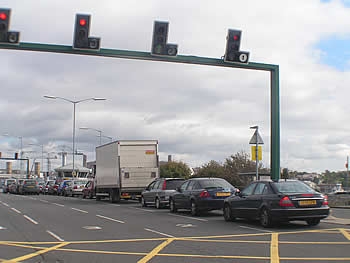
[224,29,249,64]
[151,21,178,57]
[73,14,100,50]
[0,8,19,44]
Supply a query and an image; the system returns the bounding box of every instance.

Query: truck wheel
[109,189,120,203]
[96,195,101,201]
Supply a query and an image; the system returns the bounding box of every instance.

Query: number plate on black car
[216,192,231,197]
[299,200,316,206]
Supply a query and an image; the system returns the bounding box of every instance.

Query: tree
[160,161,192,179]
[194,160,227,178]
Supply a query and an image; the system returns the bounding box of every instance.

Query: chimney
[168,155,172,162]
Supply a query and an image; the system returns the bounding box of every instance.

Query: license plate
[299,200,316,206]
[216,192,231,197]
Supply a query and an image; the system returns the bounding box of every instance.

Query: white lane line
[11,208,21,214]
[52,203,65,207]
[2,202,9,207]
[131,207,155,213]
[23,215,38,225]
[39,200,49,203]
[96,214,125,224]
[239,225,273,233]
[167,213,208,222]
[144,228,175,238]
[110,204,120,207]
[71,207,88,214]
[46,230,64,241]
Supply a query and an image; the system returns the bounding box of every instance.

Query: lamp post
[3,134,23,174]
[44,96,106,177]
[79,127,103,145]
[28,143,44,177]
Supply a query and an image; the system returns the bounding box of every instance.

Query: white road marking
[131,207,155,212]
[52,203,65,207]
[46,230,64,241]
[176,223,196,228]
[239,225,273,233]
[167,213,208,222]
[96,214,125,224]
[71,207,88,214]
[144,228,175,238]
[83,226,102,230]
[23,215,38,225]
[110,204,120,207]
[11,208,21,214]
[39,200,49,203]
[0,226,6,230]
[2,202,9,207]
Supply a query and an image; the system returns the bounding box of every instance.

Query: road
[0,193,349,263]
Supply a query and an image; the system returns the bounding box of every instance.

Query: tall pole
[98,130,102,145]
[41,144,44,176]
[347,156,349,190]
[255,127,259,180]
[72,102,76,177]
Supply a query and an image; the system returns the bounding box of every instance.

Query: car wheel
[170,199,177,213]
[191,200,200,216]
[155,198,161,209]
[141,196,147,207]
[223,203,235,222]
[260,207,273,228]
[306,218,320,226]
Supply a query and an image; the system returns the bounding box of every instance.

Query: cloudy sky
[1,0,350,174]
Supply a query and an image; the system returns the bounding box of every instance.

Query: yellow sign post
[251,146,262,161]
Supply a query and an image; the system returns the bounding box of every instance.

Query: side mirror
[235,191,242,197]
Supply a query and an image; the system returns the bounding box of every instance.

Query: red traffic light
[233,35,239,41]
[79,19,87,26]
[0,12,7,20]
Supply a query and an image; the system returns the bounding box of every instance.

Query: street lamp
[79,127,103,145]
[44,96,106,177]
[3,133,23,174]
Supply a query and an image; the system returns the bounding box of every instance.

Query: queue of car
[1,175,330,228]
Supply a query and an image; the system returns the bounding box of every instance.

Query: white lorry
[95,140,159,202]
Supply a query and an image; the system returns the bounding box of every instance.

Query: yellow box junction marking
[270,233,279,263]
[138,238,174,263]
[339,228,350,241]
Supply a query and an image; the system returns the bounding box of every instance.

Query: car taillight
[162,181,166,190]
[322,195,328,206]
[279,196,294,207]
[199,190,210,198]
[74,186,77,189]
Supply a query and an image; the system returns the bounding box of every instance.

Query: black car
[169,177,238,216]
[223,179,329,227]
[141,178,186,208]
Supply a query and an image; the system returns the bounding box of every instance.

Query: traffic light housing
[224,29,249,64]
[73,14,100,50]
[0,8,19,44]
[151,21,178,57]
[14,152,18,159]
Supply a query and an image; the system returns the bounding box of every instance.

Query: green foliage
[321,170,348,186]
[160,161,192,179]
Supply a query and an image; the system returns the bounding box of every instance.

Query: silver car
[141,178,186,209]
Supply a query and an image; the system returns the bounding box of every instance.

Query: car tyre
[191,200,200,216]
[155,198,161,209]
[306,218,320,226]
[170,199,177,213]
[141,196,147,207]
[260,207,273,228]
[223,203,235,222]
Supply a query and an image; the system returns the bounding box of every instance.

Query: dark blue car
[169,177,238,216]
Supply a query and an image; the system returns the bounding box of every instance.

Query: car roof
[188,177,226,180]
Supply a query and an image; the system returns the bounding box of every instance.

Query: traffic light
[224,29,249,64]
[73,14,100,50]
[14,152,18,159]
[0,8,19,44]
[151,21,178,57]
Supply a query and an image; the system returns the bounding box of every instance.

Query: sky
[1,0,350,174]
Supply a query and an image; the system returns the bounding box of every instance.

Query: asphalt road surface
[0,193,349,263]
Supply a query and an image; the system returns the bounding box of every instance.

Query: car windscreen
[6,180,16,185]
[273,181,316,194]
[165,180,185,190]
[198,179,233,189]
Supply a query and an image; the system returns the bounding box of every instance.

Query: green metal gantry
[0,42,280,180]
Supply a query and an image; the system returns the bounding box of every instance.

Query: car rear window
[24,180,36,185]
[165,180,185,190]
[198,179,233,189]
[273,181,316,194]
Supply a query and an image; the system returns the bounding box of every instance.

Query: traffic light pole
[0,42,280,181]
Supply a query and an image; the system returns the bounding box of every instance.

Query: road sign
[249,130,264,145]
[251,146,262,161]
